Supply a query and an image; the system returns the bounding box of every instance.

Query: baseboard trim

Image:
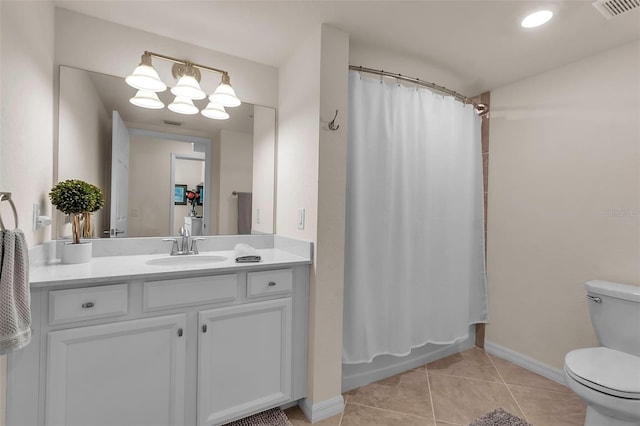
[484,340,566,385]
[298,395,344,423]
[342,335,475,393]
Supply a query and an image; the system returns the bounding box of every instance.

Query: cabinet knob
[202,324,207,333]
[81,302,95,309]
[178,328,183,337]
[268,281,277,287]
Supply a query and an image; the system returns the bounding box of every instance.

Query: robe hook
[328,109,340,131]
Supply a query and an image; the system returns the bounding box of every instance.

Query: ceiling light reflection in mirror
[126,51,241,119]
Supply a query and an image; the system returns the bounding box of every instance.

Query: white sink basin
[146,255,228,266]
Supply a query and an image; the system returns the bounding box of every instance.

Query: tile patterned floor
[285,347,586,426]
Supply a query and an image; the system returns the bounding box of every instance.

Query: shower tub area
[342,68,491,391]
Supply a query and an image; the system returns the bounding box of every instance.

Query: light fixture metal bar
[145,51,228,76]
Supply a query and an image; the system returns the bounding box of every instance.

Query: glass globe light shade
[129,90,164,109]
[209,74,241,107]
[125,64,167,92]
[201,102,229,120]
[171,75,206,100]
[168,96,199,115]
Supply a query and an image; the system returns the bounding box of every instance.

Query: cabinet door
[198,298,292,426]
[46,314,186,426]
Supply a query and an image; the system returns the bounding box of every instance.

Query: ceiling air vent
[593,0,640,18]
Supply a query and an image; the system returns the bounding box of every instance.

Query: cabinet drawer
[247,269,293,298]
[49,284,128,325]
[143,274,238,311]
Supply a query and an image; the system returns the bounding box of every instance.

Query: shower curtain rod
[349,65,488,115]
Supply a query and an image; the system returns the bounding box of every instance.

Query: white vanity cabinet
[7,264,309,426]
[198,298,292,425]
[46,314,187,426]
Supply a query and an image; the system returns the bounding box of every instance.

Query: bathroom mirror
[56,65,275,238]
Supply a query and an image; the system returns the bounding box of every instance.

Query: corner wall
[277,24,349,412]
[487,40,640,369]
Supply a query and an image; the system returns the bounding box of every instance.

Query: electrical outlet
[297,208,305,230]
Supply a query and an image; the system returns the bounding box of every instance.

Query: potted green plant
[49,179,104,264]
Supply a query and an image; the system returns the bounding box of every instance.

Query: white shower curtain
[343,71,488,364]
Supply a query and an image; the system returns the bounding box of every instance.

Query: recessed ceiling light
[521,10,553,28]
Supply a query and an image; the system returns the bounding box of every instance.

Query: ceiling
[55,0,640,95]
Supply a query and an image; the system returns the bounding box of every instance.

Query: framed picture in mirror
[197,185,204,206]
[174,184,187,205]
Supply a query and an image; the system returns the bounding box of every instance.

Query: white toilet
[563,280,640,426]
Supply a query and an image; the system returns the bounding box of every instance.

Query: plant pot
[61,241,92,264]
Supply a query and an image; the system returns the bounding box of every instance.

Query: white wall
[57,66,111,238]
[349,42,471,96]
[251,105,276,234]
[0,3,55,425]
[277,24,349,409]
[218,130,253,234]
[277,28,321,241]
[313,24,349,405]
[487,40,640,369]
[127,135,199,237]
[0,1,55,247]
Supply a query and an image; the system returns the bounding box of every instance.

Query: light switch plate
[297,208,305,230]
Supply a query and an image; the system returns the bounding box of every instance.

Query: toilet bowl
[564,347,640,425]
[563,280,640,426]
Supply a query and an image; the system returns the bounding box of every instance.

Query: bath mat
[468,408,532,426]
[224,408,292,426]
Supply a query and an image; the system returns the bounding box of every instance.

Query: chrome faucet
[179,225,190,254]
[162,226,206,255]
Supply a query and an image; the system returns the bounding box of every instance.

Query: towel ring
[0,192,19,231]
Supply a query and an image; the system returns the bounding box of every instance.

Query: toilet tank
[586,280,640,356]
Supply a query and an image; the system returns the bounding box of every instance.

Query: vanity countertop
[30,248,311,288]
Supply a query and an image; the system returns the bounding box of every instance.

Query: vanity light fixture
[126,51,241,119]
[521,10,553,28]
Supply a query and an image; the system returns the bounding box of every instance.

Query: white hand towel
[0,230,31,354]
[234,243,261,263]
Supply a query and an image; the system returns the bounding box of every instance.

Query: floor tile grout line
[486,350,531,424]
[425,365,438,424]
[346,401,434,421]
[506,382,573,395]
[485,352,573,394]
[435,420,463,426]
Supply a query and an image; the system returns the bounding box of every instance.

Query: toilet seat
[565,347,640,400]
